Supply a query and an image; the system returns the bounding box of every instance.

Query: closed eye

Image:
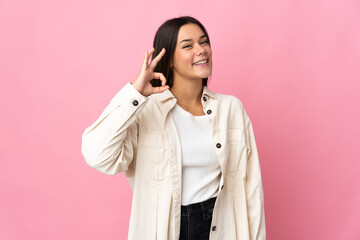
[183,40,209,49]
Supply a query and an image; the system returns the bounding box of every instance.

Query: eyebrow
[179,34,207,44]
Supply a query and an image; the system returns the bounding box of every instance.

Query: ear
[169,58,174,68]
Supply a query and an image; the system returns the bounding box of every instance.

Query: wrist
[130,81,146,96]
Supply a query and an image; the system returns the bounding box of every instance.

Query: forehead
[177,23,206,42]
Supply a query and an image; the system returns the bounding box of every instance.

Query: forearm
[81,82,149,175]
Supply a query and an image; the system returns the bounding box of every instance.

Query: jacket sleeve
[81,82,149,175]
[243,107,266,240]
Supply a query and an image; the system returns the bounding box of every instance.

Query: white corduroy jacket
[81,82,266,240]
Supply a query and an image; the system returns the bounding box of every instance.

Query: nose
[196,43,206,56]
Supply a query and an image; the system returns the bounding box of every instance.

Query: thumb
[152,85,170,94]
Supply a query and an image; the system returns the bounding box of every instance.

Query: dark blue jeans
[179,197,217,240]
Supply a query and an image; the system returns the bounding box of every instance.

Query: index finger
[149,48,166,70]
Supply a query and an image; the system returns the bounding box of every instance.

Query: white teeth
[194,59,207,65]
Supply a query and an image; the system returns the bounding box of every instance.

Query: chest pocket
[226,129,248,176]
[136,133,169,182]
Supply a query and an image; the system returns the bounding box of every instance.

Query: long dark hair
[150,16,211,88]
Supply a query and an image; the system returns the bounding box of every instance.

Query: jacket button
[216,143,221,148]
[203,96,207,101]
[207,109,212,114]
[212,226,216,231]
[221,185,224,190]
[132,100,139,106]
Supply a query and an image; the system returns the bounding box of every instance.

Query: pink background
[1,0,359,239]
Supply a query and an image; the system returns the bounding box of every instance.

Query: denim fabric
[179,197,217,240]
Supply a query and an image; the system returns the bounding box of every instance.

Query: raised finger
[141,50,149,72]
[145,47,154,65]
[142,48,155,70]
[149,48,166,70]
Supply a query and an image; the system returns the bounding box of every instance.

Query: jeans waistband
[181,196,217,215]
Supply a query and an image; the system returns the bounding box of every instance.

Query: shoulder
[211,90,251,127]
[212,91,245,111]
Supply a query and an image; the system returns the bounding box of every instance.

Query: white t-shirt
[171,103,221,205]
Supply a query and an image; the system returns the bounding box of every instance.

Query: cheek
[208,49,212,58]
[175,54,193,68]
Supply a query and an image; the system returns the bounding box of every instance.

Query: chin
[200,71,212,79]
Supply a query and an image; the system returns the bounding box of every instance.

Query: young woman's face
[172,23,212,83]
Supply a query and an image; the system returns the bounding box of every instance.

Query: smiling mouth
[193,59,209,65]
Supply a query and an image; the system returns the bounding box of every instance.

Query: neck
[170,78,203,108]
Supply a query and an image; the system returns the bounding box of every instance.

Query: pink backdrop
[1,0,359,239]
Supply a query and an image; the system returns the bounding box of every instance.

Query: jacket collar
[158,85,216,102]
